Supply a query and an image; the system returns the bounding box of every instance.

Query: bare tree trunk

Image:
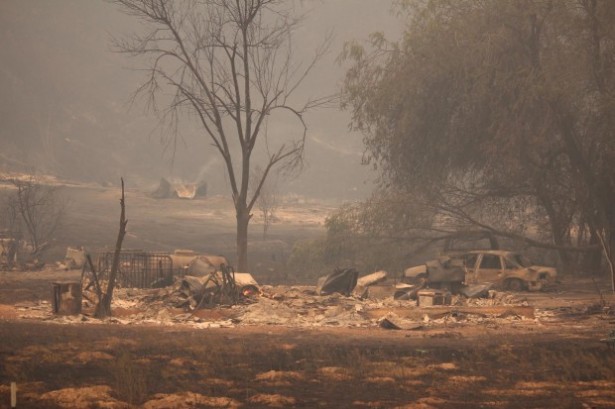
[95,178,128,318]
[583,227,604,273]
[263,211,269,240]
[236,205,250,272]
[596,229,615,294]
[112,0,328,276]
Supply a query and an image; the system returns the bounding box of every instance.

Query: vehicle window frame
[503,256,518,269]
[464,254,478,270]
[513,254,532,267]
[479,253,502,269]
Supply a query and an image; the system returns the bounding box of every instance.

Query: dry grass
[111,350,148,405]
[1,322,615,408]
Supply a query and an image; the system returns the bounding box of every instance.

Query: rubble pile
[454,290,527,307]
[242,285,372,327]
[14,275,546,329]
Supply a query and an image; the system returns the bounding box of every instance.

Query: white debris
[13,281,548,330]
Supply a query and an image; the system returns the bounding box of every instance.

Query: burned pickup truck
[404,250,557,292]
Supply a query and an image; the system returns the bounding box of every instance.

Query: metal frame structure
[95,250,174,289]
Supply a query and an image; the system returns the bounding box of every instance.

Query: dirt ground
[52,184,331,266]
[1,181,615,408]
[1,267,615,409]
[3,181,331,285]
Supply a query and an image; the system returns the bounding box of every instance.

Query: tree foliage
[341,0,615,278]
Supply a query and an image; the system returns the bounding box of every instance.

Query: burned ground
[0,322,615,408]
[1,182,615,408]
[0,317,614,408]
[1,267,615,408]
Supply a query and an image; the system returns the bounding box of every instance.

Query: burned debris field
[0,182,613,408]
[3,0,615,408]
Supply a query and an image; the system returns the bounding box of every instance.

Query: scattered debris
[14,282,546,329]
[353,270,388,298]
[459,283,492,299]
[404,257,465,293]
[417,289,452,306]
[173,249,225,275]
[364,284,398,300]
[316,268,359,296]
[393,283,423,301]
[9,265,570,330]
[168,249,199,273]
[378,313,423,330]
[186,254,230,276]
[176,264,248,308]
[233,272,260,296]
[150,177,208,200]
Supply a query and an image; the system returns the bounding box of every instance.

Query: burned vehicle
[404,250,557,292]
[462,250,557,291]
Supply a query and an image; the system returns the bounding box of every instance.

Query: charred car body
[404,250,557,292]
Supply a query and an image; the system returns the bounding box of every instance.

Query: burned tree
[1,176,65,266]
[94,178,128,318]
[113,0,331,271]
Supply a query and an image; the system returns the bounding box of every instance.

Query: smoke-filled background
[0,0,400,201]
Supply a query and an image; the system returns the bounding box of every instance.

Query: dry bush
[111,350,148,405]
[0,175,66,265]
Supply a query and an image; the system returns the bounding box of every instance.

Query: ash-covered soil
[1,180,615,408]
[1,266,615,408]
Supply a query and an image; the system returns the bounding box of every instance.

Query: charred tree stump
[95,178,128,318]
[82,253,103,304]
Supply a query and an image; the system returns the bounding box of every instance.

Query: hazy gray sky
[0,0,402,200]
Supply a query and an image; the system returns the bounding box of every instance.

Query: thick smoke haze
[0,0,400,201]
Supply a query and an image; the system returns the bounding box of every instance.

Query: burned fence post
[82,253,103,304]
[95,178,128,319]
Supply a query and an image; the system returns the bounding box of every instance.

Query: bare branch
[113,0,329,271]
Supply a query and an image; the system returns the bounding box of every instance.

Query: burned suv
[404,250,557,292]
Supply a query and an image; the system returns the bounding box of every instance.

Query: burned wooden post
[95,178,128,318]
[83,254,103,298]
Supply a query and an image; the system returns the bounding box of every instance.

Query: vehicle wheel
[505,278,525,292]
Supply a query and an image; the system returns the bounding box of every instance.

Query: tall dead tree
[113,0,331,272]
[95,178,128,318]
